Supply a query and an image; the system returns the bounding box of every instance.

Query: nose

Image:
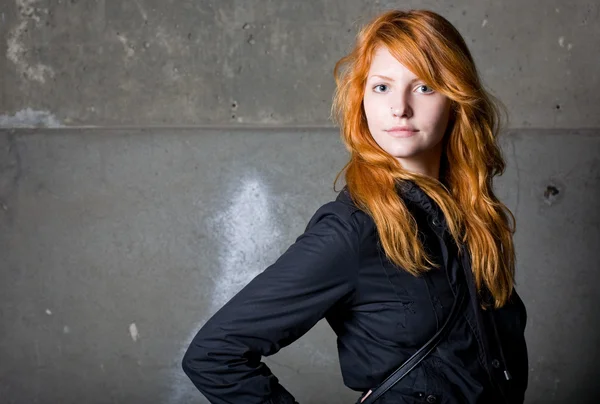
[391,103,412,118]
[390,95,412,118]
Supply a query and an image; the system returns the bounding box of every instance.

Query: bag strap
[360,285,468,404]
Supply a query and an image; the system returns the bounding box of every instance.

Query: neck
[396,141,443,180]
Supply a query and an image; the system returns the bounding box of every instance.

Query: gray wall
[2,0,599,128]
[1,1,599,404]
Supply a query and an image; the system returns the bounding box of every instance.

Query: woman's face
[363,46,452,178]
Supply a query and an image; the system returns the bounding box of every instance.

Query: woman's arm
[182,206,360,404]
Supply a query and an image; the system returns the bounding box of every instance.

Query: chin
[384,147,415,159]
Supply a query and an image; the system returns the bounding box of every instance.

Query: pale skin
[359,46,452,403]
[363,46,452,181]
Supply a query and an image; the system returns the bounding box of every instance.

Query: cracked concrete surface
[1,1,600,127]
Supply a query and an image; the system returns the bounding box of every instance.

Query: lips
[387,126,417,132]
[386,126,419,138]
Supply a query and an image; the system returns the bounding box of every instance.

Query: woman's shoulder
[304,186,372,236]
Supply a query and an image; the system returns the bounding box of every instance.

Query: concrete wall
[2,0,599,128]
[1,1,600,404]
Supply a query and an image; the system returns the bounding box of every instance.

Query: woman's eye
[373,84,388,93]
[417,85,434,94]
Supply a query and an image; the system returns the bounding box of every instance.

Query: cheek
[431,99,451,127]
[363,96,383,129]
[415,99,450,135]
[433,104,451,134]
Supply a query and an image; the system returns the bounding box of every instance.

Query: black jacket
[182,181,528,404]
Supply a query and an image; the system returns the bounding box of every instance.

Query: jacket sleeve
[182,204,360,404]
[494,287,529,403]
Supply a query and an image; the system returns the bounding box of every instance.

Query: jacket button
[492,359,501,368]
[426,395,437,403]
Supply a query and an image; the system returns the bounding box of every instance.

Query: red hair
[331,9,515,308]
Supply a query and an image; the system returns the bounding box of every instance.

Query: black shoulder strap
[360,285,468,404]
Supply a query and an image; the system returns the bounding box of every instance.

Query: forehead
[368,46,418,79]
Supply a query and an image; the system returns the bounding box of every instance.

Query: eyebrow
[368,75,421,83]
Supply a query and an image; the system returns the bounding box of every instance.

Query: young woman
[183,9,528,404]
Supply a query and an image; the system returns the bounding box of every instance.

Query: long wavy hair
[331,9,516,309]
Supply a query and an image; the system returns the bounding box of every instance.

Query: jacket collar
[338,180,448,232]
[395,180,440,219]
